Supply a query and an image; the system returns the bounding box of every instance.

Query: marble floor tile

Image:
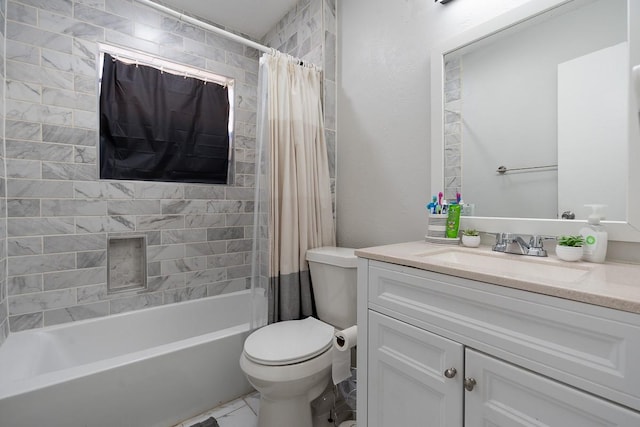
[243,391,260,415]
[215,405,258,427]
[175,389,354,427]
[175,393,256,427]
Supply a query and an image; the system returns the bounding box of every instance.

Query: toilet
[239,247,357,427]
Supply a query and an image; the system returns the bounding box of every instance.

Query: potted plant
[461,229,481,247]
[555,235,584,262]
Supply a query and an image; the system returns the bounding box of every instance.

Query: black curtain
[100,54,230,184]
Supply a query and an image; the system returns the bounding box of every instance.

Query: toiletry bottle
[446,203,461,238]
[579,204,608,263]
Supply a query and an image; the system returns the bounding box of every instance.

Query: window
[99,47,234,184]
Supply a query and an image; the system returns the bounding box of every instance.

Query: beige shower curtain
[257,51,335,322]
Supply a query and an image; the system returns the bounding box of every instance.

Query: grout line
[243,392,259,416]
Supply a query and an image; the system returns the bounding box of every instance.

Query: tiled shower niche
[107,236,148,294]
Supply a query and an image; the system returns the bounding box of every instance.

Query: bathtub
[0,290,253,427]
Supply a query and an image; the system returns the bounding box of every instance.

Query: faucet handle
[493,232,511,252]
[495,232,514,243]
[529,235,556,248]
[526,235,555,257]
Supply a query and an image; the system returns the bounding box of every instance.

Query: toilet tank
[306,247,357,330]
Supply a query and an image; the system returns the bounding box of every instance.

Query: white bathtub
[0,290,253,427]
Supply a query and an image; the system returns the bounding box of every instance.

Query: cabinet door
[464,349,640,427]
[368,311,463,427]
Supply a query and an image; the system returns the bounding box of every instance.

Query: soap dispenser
[579,204,608,263]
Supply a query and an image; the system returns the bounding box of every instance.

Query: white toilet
[239,247,357,427]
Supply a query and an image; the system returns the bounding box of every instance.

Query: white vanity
[355,242,640,426]
[365,0,640,422]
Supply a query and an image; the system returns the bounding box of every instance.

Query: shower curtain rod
[137,0,271,54]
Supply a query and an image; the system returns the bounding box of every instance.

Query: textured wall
[4,0,260,331]
[336,0,537,248]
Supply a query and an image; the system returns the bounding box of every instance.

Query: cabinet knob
[443,368,457,379]
[464,377,477,391]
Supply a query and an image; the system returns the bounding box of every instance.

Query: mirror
[431,0,640,242]
[444,0,626,220]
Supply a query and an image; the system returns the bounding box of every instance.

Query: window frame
[97,43,236,185]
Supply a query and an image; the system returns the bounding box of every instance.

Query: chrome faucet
[493,233,551,257]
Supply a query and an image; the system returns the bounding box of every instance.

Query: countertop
[355,241,640,314]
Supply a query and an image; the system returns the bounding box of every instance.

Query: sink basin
[415,249,592,283]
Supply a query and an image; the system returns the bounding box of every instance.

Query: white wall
[336,0,533,248]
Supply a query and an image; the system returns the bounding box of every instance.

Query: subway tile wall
[0,0,7,346]
[4,0,262,332]
[0,0,338,336]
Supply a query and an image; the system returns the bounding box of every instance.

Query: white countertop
[355,241,640,314]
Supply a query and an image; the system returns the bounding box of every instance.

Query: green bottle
[446,204,461,238]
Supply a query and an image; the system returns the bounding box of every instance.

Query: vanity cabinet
[465,349,640,427]
[368,310,462,426]
[357,259,640,426]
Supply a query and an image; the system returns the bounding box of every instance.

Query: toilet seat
[243,317,335,366]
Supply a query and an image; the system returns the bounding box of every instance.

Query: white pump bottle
[579,204,608,263]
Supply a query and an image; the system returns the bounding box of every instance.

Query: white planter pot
[461,235,481,248]
[555,245,583,262]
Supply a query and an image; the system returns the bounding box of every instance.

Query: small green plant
[462,229,479,237]
[557,235,584,247]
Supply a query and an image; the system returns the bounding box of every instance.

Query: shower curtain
[251,51,336,327]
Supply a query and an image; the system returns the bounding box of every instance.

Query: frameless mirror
[431,0,640,241]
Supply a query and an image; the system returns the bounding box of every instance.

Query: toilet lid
[243,317,335,366]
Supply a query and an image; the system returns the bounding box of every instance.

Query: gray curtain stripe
[268,270,315,323]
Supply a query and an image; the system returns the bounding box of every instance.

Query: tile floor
[174,392,260,427]
[175,389,354,427]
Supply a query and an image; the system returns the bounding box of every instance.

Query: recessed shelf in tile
[107,236,147,294]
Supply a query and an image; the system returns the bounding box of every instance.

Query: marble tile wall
[0,0,8,347]
[262,0,337,203]
[444,56,462,201]
[4,0,260,332]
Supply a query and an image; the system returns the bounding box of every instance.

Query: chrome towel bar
[496,164,558,174]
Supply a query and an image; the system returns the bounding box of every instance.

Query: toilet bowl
[239,247,357,427]
[240,317,335,427]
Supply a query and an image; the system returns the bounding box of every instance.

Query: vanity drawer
[366,260,640,411]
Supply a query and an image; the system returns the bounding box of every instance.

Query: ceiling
[158,0,299,40]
